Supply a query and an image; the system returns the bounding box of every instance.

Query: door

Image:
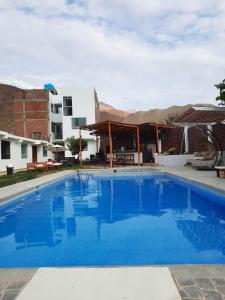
[32,146,37,162]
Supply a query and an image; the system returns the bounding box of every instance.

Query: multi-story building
[49,86,99,159]
[0,83,100,161]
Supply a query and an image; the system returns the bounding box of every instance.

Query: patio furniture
[27,162,36,171]
[51,162,63,168]
[187,151,218,169]
[47,160,63,169]
[35,162,48,172]
[215,166,225,178]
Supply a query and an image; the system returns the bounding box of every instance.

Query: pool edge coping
[0,170,75,205]
[1,166,225,206]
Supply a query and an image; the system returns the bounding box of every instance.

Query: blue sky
[0,0,225,110]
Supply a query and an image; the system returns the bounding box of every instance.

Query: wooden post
[79,128,83,166]
[96,136,99,153]
[156,126,159,155]
[108,122,113,168]
[137,126,141,166]
[104,134,107,162]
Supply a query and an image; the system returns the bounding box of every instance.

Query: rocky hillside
[98,102,216,124]
[99,102,131,122]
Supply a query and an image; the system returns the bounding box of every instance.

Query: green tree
[215,79,225,105]
[65,137,87,156]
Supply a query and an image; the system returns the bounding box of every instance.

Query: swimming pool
[0,171,225,267]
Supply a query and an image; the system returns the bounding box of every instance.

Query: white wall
[50,87,97,159]
[0,139,52,172]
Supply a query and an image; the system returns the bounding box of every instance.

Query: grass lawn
[0,166,83,188]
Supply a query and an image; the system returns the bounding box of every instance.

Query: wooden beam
[108,122,113,168]
[137,126,141,166]
[79,128,83,166]
[156,126,159,155]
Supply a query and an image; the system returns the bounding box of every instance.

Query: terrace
[80,120,173,167]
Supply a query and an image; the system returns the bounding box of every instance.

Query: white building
[49,86,99,160]
[0,131,53,172]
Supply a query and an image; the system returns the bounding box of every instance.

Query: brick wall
[161,127,184,153]
[188,127,209,153]
[161,126,209,153]
[0,84,50,141]
[212,123,225,150]
[0,84,21,134]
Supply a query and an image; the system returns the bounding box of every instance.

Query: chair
[27,162,36,171]
[187,151,218,169]
[35,162,48,171]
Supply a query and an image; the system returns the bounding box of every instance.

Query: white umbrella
[48,144,67,152]
[48,144,67,161]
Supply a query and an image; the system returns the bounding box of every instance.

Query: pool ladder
[76,170,90,181]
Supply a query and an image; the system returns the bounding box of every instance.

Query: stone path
[0,269,36,300]
[176,277,225,300]
[170,265,225,300]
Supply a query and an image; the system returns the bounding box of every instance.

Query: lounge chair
[187,151,218,169]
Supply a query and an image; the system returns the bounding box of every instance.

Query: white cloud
[0,0,225,110]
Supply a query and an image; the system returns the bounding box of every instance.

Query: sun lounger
[187,151,218,169]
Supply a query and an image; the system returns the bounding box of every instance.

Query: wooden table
[215,166,225,178]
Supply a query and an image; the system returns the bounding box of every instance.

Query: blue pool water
[1,172,225,267]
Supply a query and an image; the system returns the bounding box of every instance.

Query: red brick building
[0,84,50,141]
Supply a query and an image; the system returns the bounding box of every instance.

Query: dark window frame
[63,96,73,116]
[71,117,87,129]
[43,146,48,157]
[1,140,11,159]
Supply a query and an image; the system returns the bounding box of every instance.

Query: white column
[207,125,213,143]
[184,126,189,154]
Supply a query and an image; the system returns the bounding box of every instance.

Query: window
[21,143,28,159]
[83,142,88,151]
[32,132,42,140]
[63,96,72,116]
[71,117,87,129]
[43,146,48,157]
[52,104,62,114]
[1,141,10,159]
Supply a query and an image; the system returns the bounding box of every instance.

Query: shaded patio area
[80,120,173,168]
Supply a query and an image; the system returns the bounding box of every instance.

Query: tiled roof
[173,107,225,125]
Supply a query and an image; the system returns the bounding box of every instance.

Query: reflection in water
[0,174,225,267]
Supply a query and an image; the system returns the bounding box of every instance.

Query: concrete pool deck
[16,267,181,300]
[0,166,225,299]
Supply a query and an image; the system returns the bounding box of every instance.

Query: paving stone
[195,278,215,290]
[217,286,225,296]
[1,291,19,300]
[203,289,223,300]
[179,289,189,298]
[213,278,225,286]
[5,281,26,291]
[177,278,196,287]
[183,286,202,298]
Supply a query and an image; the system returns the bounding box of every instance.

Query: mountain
[99,101,131,122]
[98,102,216,124]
